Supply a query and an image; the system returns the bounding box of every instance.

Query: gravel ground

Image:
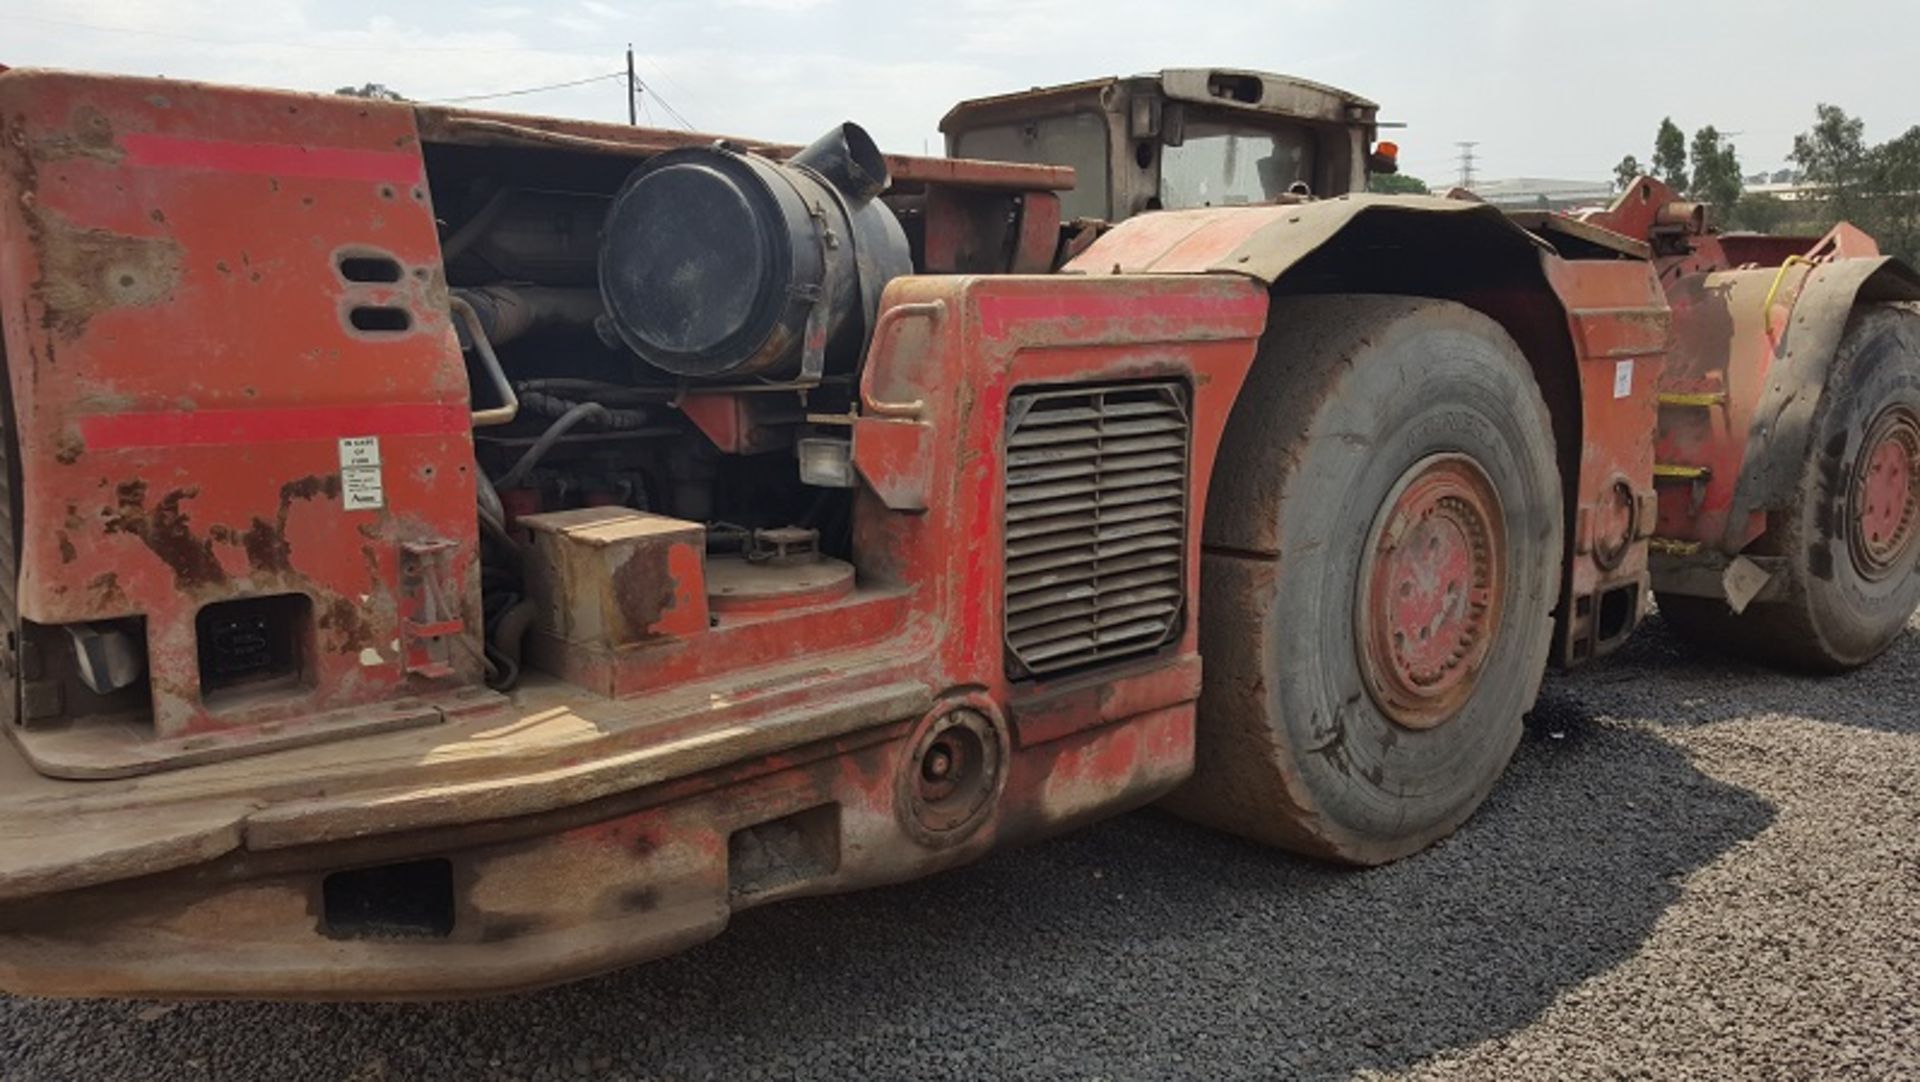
[2,613,1917,1081]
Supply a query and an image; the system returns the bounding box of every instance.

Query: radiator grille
[1002,382,1190,678]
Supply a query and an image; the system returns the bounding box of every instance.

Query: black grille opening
[1002,381,1191,678]
[195,593,311,699]
[323,858,456,939]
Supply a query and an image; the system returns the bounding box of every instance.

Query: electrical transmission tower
[1455,141,1479,189]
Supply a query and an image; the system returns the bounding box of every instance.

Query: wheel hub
[1848,405,1920,580]
[1357,455,1506,730]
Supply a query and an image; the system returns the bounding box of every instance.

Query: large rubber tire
[1164,295,1563,866]
[1658,303,1920,672]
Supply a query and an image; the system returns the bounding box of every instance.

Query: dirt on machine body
[0,64,1913,997]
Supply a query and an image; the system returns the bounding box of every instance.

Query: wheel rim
[1357,454,1506,730]
[1847,405,1920,581]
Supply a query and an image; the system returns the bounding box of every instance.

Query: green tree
[336,82,407,101]
[1688,125,1743,223]
[1728,192,1791,234]
[1368,173,1431,195]
[1792,103,1872,227]
[1612,154,1642,194]
[1784,105,1920,267]
[1868,126,1920,266]
[1654,117,1689,192]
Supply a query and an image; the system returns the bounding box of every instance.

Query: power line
[8,11,608,58]
[636,77,695,131]
[638,59,704,119]
[18,11,696,128]
[429,72,626,105]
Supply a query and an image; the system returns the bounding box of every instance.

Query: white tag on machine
[338,436,386,510]
[1613,359,1635,399]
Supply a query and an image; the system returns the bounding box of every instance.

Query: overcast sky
[6,0,1916,183]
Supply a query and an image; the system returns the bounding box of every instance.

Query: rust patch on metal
[101,479,227,590]
[35,105,123,164]
[56,533,76,564]
[609,549,675,639]
[316,595,376,655]
[85,572,127,609]
[282,475,341,503]
[235,475,341,575]
[34,215,184,341]
[242,519,287,573]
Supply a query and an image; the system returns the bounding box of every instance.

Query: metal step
[1653,463,1711,483]
[1649,537,1703,556]
[1657,391,1729,408]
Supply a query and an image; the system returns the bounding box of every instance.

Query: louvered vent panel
[1003,382,1190,678]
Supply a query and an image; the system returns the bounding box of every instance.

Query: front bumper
[0,653,1193,998]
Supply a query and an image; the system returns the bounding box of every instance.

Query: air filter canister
[598,123,911,380]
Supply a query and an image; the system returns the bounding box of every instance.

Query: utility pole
[1455,141,1479,189]
[626,44,637,126]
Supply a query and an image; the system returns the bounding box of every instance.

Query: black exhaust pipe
[789,122,890,204]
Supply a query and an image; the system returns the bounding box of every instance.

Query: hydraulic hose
[517,390,649,428]
[484,597,539,691]
[475,471,507,529]
[494,401,611,490]
[451,295,519,428]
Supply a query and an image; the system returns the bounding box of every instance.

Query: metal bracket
[1721,555,1774,615]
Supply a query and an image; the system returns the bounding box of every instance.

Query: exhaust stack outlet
[789,122,891,204]
[1655,201,1706,233]
[596,122,911,381]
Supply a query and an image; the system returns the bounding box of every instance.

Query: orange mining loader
[0,65,1914,998]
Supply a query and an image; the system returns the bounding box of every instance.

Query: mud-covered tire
[1163,295,1563,866]
[1657,303,1920,672]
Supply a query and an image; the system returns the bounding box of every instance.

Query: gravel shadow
[0,680,1776,1082]
[1564,613,1920,736]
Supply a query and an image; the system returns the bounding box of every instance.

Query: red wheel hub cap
[1848,406,1920,580]
[1357,455,1506,730]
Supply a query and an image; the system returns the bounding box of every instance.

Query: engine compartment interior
[428,121,926,692]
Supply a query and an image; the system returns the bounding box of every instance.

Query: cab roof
[940,68,1378,133]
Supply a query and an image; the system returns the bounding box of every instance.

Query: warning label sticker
[1613,359,1635,399]
[339,436,385,510]
[339,436,381,468]
[342,467,385,510]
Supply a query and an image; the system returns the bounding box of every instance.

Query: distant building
[1469,177,1616,210]
[1744,180,1816,202]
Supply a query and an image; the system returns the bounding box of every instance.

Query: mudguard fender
[1063,194,1550,281]
[1725,255,1920,549]
[1069,196,1670,665]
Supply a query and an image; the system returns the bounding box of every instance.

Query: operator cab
[940,68,1383,223]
